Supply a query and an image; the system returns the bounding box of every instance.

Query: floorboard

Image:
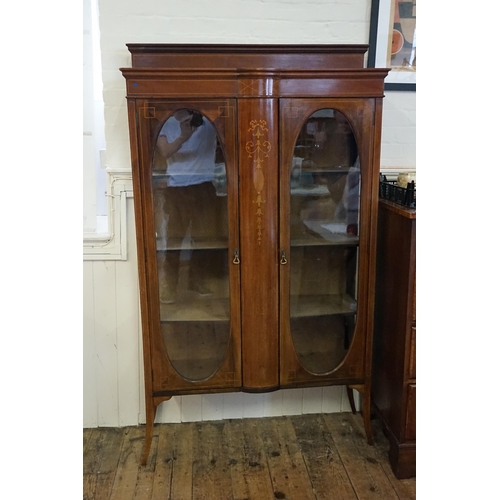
[224,418,275,500]
[291,414,358,500]
[192,421,233,499]
[84,427,124,500]
[323,414,401,500]
[259,416,316,500]
[168,422,195,500]
[83,413,416,500]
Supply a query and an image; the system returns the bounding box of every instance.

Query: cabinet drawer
[405,384,416,441]
[409,326,416,379]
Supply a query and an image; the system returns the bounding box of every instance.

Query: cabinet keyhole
[233,249,240,265]
[280,249,288,265]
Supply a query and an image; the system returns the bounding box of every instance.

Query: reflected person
[155,109,218,304]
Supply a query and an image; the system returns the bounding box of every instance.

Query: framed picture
[368,0,416,91]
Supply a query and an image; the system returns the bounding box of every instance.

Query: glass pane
[152,109,230,382]
[289,109,360,375]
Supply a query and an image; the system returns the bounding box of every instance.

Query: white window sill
[83,169,133,261]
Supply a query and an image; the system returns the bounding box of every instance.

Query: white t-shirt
[159,115,217,187]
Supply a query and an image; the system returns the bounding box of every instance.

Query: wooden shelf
[291,231,359,247]
[301,166,352,173]
[290,294,357,318]
[160,293,355,323]
[160,295,230,322]
[292,220,359,246]
[156,237,228,251]
[290,185,330,197]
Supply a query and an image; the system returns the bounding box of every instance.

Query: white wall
[83,0,416,428]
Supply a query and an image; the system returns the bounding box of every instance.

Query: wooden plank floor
[83,413,416,500]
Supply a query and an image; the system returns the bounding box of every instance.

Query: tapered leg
[346,386,357,414]
[347,384,373,445]
[141,396,172,466]
[141,396,158,466]
[362,383,374,445]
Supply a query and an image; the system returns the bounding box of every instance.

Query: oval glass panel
[152,109,230,382]
[289,109,360,375]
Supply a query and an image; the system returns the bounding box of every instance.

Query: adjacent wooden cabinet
[120,44,388,464]
[372,199,416,478]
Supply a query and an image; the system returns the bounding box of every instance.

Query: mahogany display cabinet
[372,199,416,478]
[120,44,389,464]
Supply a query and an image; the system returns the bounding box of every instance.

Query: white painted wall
[83,0,416,428]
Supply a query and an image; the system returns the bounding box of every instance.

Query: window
[83,0,106,234]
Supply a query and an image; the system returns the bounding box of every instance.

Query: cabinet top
[126,43,369,53]
[126,43,370,70]
[379,199,416,219]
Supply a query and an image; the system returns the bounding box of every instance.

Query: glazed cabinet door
[135,100,242,393]
[279,99,378,387]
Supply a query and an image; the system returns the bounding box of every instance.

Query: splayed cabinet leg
[362,384,374,445]
[346,386,357,414]
[141,395,171,466]
[347,383,373,445]
[141,396,157,466]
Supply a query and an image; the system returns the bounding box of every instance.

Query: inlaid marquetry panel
[238,99,279,390]
[245,119,272,245]
[238,78,276,96]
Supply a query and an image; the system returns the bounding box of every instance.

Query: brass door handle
[233,249,240,265]
[280,249,287,265]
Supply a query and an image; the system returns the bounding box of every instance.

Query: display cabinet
[120,45,388,464]
[372,199,416,478]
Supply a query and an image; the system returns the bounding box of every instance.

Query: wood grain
[169,423,195,500]
[259,417,316,500]
[149,424,175,499]
[224,418,275,500]
[291,414,358,500]
[356,416,417,500]
[109,427,150,500]
[84,413,416,500]
[83,427,125,500]
[192,421,233,500]
[323,413,400,500]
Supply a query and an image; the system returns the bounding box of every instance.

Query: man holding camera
[157,109,217,186]
[154,109,220,304]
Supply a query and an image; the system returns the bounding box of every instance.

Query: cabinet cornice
[121,68,389,98]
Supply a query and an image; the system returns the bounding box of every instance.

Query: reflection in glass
[289,109,360,375]
[152,109,230,382]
